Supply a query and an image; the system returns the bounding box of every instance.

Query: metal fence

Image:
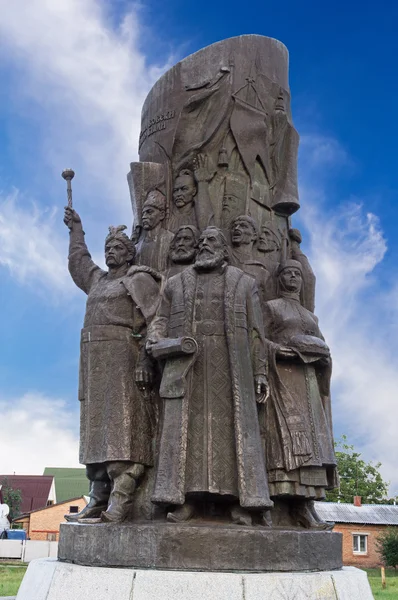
[0,539,58,562]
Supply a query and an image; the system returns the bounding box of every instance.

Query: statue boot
[308,499,334,530]
[230,504,252,526]
[166,502,196,523]
[65,480,110,522]
[260,509,273,527]
[101,462,144,523]
[293,499,332,530]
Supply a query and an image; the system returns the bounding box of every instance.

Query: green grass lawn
[0,564,28,596]
[365,568,398,599]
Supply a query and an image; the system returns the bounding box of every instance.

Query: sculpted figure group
[64,163,336,530]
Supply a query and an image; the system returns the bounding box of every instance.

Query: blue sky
[1,0,397,496]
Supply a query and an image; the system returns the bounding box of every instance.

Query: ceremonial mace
[61,168,75,207]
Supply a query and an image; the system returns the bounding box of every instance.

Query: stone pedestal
[16,559,374,600]
[58,522,342,572]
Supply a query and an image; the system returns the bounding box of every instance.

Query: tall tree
[326,435,389,504]
[0,478,22,520]
[376,529,398,570]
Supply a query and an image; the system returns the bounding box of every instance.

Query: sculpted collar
[279,289,301,303]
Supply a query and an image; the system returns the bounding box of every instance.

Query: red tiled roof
[0,475,53,514]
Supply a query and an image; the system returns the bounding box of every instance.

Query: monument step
[58,521,342,572]
[16,559,374,600]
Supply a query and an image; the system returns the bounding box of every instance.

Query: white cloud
[0,0,170,219]
[0,191,73,295]
[298,136,398,496]
[0,0,172,295]
[0,393,80,475]
[299,134,351,172]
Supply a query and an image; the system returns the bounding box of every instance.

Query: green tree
[326,435,389,504]
[376,528,398,570]
[0,478,22,520]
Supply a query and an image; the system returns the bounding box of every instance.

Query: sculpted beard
[194,247,225,271]
[170,247,195,263]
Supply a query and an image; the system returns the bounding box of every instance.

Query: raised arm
[64,207,102,294]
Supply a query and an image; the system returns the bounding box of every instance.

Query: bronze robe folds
[69,227,158,466]
[261,294,337,498]
[150,265,272,509]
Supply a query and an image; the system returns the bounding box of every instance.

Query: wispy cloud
[0,0,170,214]
[0,191,73,295]
[298,134,398,495]
[0,393,80,475]
[300,134,351,172]
[0,0,172,295]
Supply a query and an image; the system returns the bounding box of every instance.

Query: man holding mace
[63,205,161,523]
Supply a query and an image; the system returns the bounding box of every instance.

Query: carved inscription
[139,109,176,148]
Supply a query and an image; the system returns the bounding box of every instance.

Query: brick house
[0,475,56,513]
[13,496,87,541]
[316,498,398,568]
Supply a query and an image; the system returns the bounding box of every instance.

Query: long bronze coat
[261,293,337,497]
[149,264,272,509]
[68,226,160,466]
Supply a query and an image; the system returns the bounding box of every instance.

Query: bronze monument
[61,34,341,573]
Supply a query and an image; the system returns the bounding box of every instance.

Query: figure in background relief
[63,207,161,523]
[259,259,337,529]
[166,225,200,278]
[230,215,271,304]
[168,154,213,233]
[220,175,247,230]
[135,189,174,273]
[257,223,281,265]
[147,227,273,525]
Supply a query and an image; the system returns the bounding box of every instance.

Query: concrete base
[15,559,374,600]
[58,522,342,572]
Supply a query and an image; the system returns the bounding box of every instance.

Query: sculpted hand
[134,366,154,391]
[145,336,159,356]
[193,153,214,183]
[255,374,269,404]
[318,354,332,367]
[277,346,297,359]
[64,207,81,230]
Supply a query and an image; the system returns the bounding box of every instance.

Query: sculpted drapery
[148,264,273,510]
[68,225,160,467]
[259,270,337,502]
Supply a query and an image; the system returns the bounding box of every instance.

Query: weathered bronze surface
[64,207,161,523]
[62,34,339,570]
[59,522,342,572]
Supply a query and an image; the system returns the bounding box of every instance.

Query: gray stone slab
[332,567,375,600]
[15,560,374,600]
[133,570,243,600]
[15,558,57,600]
[58,522,342,572]
[49,562,135,600]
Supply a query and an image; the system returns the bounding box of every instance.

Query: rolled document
[151,336,197,360]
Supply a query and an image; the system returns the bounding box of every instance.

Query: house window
[353,534,368,554]
[46,500,54,506]
[69,506,79,514]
